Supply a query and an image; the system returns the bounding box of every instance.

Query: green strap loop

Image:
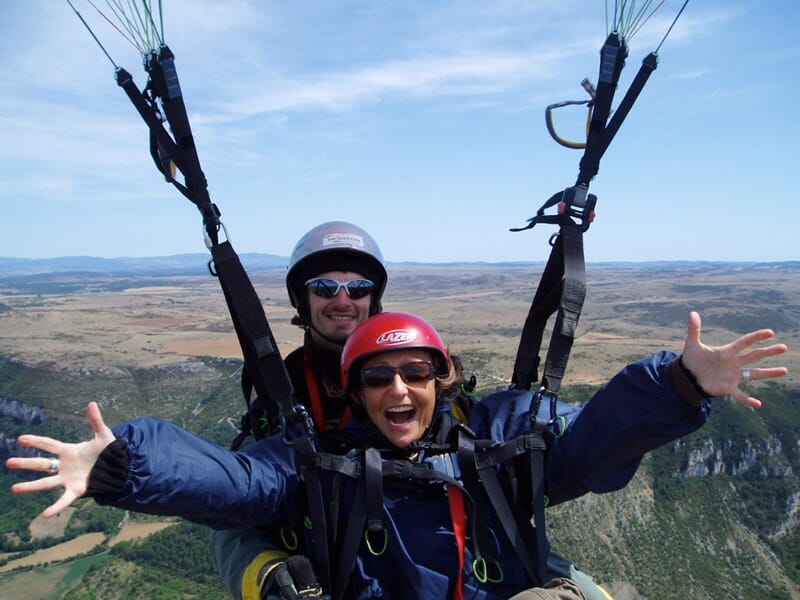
[364,529,388,556]
[473,558,488,583]
[486,560,504,583]
[279,527,298,551]
[472,558,504,584]
[554,415,567,438]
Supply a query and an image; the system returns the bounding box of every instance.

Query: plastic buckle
[557,186,597,232]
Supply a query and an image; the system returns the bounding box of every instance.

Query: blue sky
[2,1,798,263]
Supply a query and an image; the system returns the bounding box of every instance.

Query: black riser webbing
[512,221,585,395]
[210,242,297,432]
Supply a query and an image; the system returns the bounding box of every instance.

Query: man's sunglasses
[360,361,436,388]
[305,277,375,300]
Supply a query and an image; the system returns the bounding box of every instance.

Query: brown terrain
[3,264,797,386]
[0,518,177,574]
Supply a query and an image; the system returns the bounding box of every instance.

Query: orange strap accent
[339,405,352,428]
[304,360,325,434]
[447,485,467,600]
[304,360,352,432]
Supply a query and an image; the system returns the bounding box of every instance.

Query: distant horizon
[2,253,799,266]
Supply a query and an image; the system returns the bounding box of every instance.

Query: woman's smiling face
[359,349,437,448]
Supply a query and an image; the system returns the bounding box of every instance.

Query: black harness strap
[115,60,219,244]
[210,242,298,437]
[472,432,546,471]
[455,429,498,566]
[527,420,549,584]
[476,428,549,585]
[332,474,367,600]
[599,52,658,165]
[577,32,628,187]
[540,223,586,396]
[310,451,363,478]
[297,435,331,595]
[115,45,304,445]
[479,455,541,584]
[143,49,216,230]
[511,220,586,396]
[329,451,472,599]
[364,447,386,539]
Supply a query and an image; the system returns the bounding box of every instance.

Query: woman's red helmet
[341,312,450,389]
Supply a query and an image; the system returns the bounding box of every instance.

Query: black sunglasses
[305,277,375,300]
[360,361,436,388]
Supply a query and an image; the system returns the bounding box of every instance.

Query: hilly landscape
[1,258,799,599]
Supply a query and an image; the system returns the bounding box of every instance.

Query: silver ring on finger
[741,368,752,381]
[47,458,60,474]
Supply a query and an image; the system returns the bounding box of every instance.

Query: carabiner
[545,99,592,149]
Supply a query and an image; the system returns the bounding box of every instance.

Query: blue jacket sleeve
[108,418,301,529]
[470,351,710,507]
[545,350,710,503]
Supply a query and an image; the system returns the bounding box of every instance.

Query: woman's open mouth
[386,405,416,425]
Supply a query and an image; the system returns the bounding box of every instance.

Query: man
[212,220,387,599]
[274,220,387,435]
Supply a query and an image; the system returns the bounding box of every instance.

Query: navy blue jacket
[101,351,709,599]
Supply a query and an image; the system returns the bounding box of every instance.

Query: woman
[7,311,788,599]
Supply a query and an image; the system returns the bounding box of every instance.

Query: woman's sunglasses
[360,361,436,388]
[305,277,374,300]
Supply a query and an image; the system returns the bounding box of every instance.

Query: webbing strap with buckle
[511,220,586,396]
[297,436,331,595]
[456,429,497,566]
[475,429,549,586]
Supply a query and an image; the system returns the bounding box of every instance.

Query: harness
[275,410,554,599]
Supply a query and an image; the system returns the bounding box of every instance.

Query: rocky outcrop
[0,398,47,424]
[673,436,793,479]
[0,430,41,462]
[0,400,48,464]
[771,491,800,541]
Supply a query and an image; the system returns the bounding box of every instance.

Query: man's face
[307,270,372,347]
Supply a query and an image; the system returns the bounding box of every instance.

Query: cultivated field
[2,263,796,387]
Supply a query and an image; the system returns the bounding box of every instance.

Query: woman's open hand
[6,402,115,517]
[681,311,789,408]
